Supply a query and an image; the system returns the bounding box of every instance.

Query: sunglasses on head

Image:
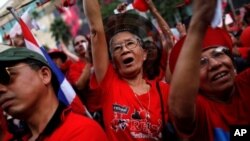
[200,46,230,68]
[0,64,34,85]
[0,67,12,85]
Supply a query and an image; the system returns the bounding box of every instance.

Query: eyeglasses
[74,40,87,46]
[200,46,230,68]
[110,38,140,54]
[0,64,31,85]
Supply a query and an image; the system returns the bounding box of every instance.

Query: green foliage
[31,10,40,19]
[50,18,71,45]
[100,0,121,19]
[154,0,184,26]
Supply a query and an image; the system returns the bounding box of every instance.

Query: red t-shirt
[89,64,169,141]
[0,109,13,141]
[240,26,250,47]
[7,105,107,141]
[238,47,250,60]
[60,59,73,74]
[176,68,250,141]
[66,60,86,85]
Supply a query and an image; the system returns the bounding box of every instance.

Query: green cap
[0,45,48,65]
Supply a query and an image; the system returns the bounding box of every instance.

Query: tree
[50,18,71,45]
[99,0,121,19]
[153,0,184,27]
[31,10,40,19]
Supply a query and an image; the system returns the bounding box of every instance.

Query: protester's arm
[176,22,187,38]
[146,0,174,48]
[169,0,217,133]
[145,0,174,82]
[83,0,109,84]
[60,42,79,62]
[75,63,91,90]
[75,50,92,90]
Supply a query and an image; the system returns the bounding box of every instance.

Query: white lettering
[234,129,241,136]
[234,129,248,136]
[241,129,247,136]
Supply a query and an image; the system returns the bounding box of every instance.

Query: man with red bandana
[169,0,250,141]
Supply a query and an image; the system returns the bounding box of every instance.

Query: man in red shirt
[0,45,107,141]
[0,108,12,141]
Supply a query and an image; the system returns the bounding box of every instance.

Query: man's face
[110,31,147,78]
[199,47,236,96]
[12,34,25,47]
[0,63,49,118]
[73,35,88,57]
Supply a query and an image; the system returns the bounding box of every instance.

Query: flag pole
[6,7,21,46]
[6,7,21,22]
[227,0,236,21]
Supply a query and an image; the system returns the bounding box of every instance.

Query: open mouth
[212,71,228,82]
[123,57,134,65]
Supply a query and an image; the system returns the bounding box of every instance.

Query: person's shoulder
[240,68,250,74]
[152,80,170,88]
[52,111,107,140]
[70,60,85,66]
[64,112,99,126]
[62,111,105,133]
[236,68,250,80]
[148,80,170,97]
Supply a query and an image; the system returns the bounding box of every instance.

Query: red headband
[169,27,233,73]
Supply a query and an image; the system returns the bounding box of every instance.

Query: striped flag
[18,18,90,117]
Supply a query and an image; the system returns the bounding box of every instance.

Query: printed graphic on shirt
[111,104,162,140]
[113,104,129,114]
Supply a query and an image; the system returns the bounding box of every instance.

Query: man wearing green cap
[0,45,107,140]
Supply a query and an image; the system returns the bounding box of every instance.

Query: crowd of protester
[1,0,250,141]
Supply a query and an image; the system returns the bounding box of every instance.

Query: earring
[234,69,237,75]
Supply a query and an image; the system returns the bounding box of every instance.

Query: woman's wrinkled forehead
[110,31,139,43]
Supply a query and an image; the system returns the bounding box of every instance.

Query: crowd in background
[1,0,250,141]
